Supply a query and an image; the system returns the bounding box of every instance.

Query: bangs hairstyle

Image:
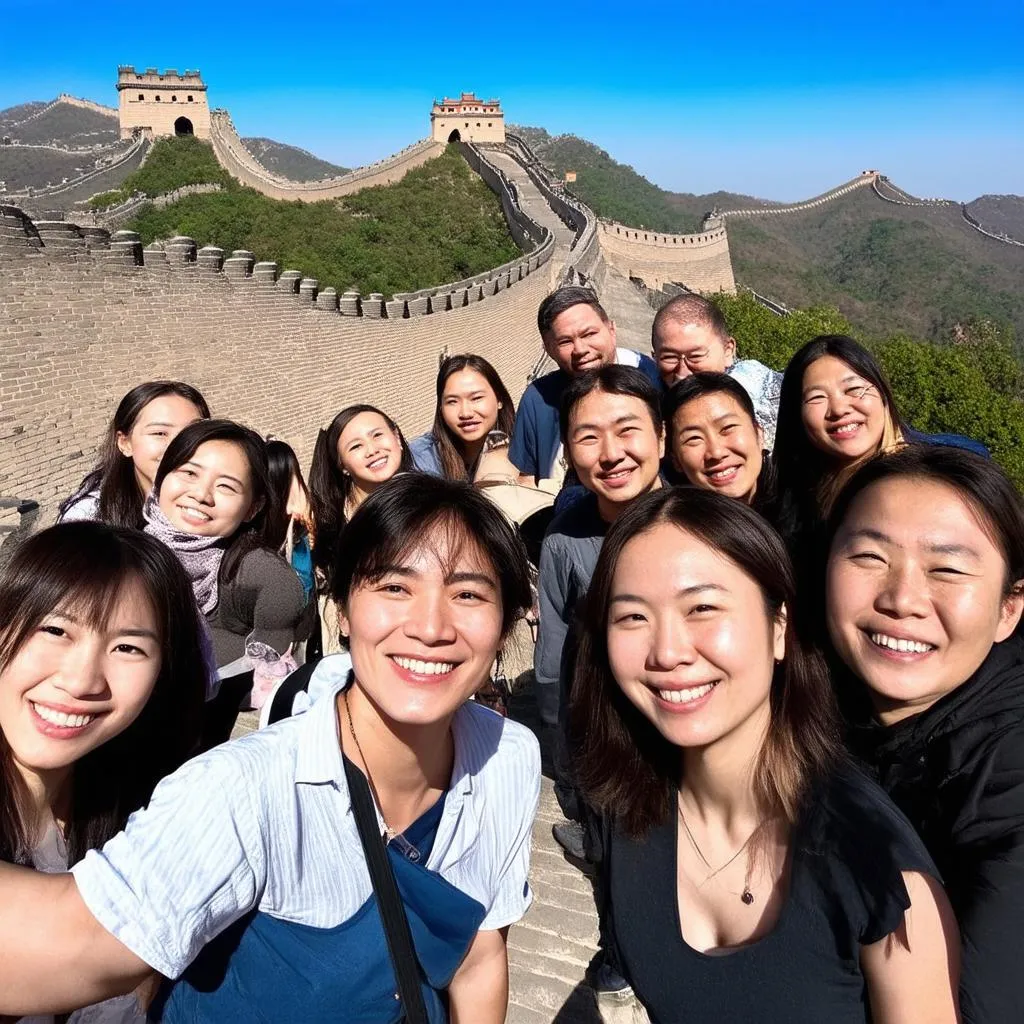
[537,286,609,338]
[570,487,839,838]
[330,473,532,644]
[773,336,904,531]
[0,522,206,865]
[663,371,758,430]
[154,419,276,586]
[559,365,664,448]
[651,292,730,349]
[827,444,1024,597]
[308,404,414,579]
[59,380,210,529]
[431,355,516,482]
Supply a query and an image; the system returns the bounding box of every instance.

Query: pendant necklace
[343,689,399,842]
[678,801,757,906]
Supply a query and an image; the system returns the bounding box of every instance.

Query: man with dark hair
[651,292,782,446]
[509,287,661,489]
[535,365,664,999]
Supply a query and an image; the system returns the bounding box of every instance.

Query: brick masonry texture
[0,250,554,522]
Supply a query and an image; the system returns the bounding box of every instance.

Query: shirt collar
[294,660,476,800]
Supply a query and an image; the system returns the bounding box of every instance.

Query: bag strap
[343,755,430,1024]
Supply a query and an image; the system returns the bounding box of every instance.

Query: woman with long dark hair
[264,438,315,602]
[0,474,540,1024]
[0,521,206,1022]
[825,445,1024,1022]
[145,420,312,740]
[771,335,985,556]
[58,381,210,528]
[409,355,516,482]
[570,487,959,1022]
[663,372,777,514]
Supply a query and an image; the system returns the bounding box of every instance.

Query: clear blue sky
[1,0,1021,200]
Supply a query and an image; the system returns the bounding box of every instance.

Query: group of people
[0,282,1019,1023]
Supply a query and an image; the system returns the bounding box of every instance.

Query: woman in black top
[570,487,959,1023]
[825,445,1024,1023]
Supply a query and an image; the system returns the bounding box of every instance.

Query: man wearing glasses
[651,293,783,447]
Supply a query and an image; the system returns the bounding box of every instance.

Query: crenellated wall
[596,219,736,292]
[208,110,445,201]
[719,173,877,218]
[0,204,555,524]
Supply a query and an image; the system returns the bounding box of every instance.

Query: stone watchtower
[430,93,504,145]
[116,66,211,141]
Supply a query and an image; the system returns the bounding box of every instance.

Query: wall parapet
[2,134,148,201]
[598,219,729,249]
[0,199,554,321]
[208,110,445,201]
[719,173,876,218]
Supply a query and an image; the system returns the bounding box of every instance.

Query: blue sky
[0,0,1021,200]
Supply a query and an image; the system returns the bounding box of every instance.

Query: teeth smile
[708,467,739,481]
[657,683,716,704]
[179,506,211,523]
[830,423,860,436]
[32,702,96,728]
[392,656,456,676]
[870,633,935,654]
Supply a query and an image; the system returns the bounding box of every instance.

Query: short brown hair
[537,286,610,337]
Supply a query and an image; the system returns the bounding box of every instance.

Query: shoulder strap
[343,756,430,1024]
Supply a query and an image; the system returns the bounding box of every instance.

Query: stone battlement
[116,66,206,89]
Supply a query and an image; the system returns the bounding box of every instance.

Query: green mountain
[514,124,1024,351]
[120,137,521,297]
[241,137,350,182]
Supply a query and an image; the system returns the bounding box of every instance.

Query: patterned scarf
[143,493,227,614]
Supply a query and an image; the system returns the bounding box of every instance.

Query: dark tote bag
[342,756,430,1024]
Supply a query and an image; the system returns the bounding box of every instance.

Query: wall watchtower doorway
[174,116,194,136]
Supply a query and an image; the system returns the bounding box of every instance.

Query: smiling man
[509,288,661,489]
[651,293,782,447]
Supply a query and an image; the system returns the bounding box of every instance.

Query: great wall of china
[3,74,1022,544]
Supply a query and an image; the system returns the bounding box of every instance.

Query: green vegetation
[121,138,520,296]
[512,126,701,233]
[712,291,1024,487]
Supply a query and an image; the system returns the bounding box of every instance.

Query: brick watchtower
[116,66,211,141]
[430,93,504,145]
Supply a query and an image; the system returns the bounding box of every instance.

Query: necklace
[343,689,399,842]
[678,801,757,906]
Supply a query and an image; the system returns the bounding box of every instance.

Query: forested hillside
[111,137,521,297]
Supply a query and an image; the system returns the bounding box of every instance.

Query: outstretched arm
[0,864,151,1015]
[861,871,961,1024]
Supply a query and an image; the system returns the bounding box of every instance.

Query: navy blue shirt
[509,350,662,481]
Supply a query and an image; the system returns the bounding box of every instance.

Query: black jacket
[848,633,1024,1024]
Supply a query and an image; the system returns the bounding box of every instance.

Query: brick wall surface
[0,251,553,523]
[596,220,736,293]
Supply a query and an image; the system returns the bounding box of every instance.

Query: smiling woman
[825,445,1024,1021]
[0,521,206,1022]
[0,474,541,1024]
[145,420,314,744]
[569,487,961,1023]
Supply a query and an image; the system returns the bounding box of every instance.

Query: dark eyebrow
[611,583,728,604]
[926,542,981,559]
[572,413,642,435]
[183,460,244,488]
[50,613,158,640]
[447,571,498,590]
[844,527,894,546]
[143,421,176,428]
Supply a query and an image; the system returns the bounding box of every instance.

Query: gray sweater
[207,547,314,667]
[534,493,607,727]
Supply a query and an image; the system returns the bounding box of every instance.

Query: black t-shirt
[605,762,937,1023]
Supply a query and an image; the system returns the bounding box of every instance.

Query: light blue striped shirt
[71,673,541,980]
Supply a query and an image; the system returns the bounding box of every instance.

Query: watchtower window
[171,95,177,102]
[187,95,194,102]
[138,93,144,101]
[476,122,481,127]
[155,95,161,102]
